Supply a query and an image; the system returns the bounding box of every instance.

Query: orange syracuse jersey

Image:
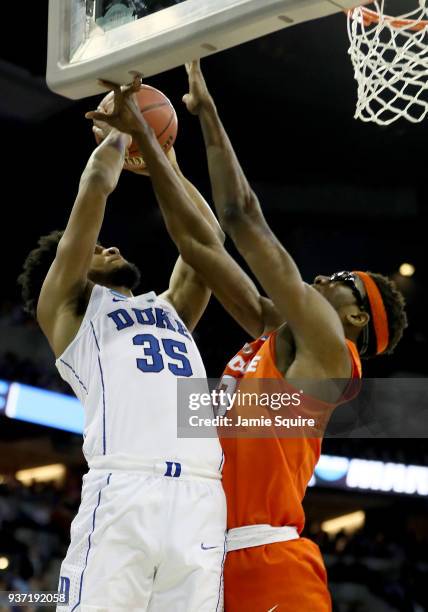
[220,332,362,611]
[221,332,362,531]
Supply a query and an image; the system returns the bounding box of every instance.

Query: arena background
[0,2,427,611]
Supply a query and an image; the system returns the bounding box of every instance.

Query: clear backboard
[47,0,369,99]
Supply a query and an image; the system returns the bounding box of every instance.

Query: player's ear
[346,310,369,329]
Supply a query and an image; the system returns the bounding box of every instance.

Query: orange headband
[354,271,389,355]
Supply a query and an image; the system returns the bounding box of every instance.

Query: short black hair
[362,272,408,359]
[17,230,64,318]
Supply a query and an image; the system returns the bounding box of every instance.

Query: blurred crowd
[0,475,82,612]
[0,301,72,397]
[0,475,427,612]
[310,524,428,612]
[0,352,71,397]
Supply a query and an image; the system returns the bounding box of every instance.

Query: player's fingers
[128,71,143,87]
[97,102,109,114]
[124,156,148,174]
[92,126,104,138]
[93,117,105,128]
[123,82,141,99]
[187,59,200,78]
[92,126,105,145]
[97,78,121,93]
[118,74,142,99]
[122,87,138,100]
[85,111,113,122]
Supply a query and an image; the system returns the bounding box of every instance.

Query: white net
[347,1,428,125]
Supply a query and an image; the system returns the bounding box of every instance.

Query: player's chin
[115,258,135,272]
[114,261,142,290]
[107,255,124,265]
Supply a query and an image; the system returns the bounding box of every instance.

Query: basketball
[94,84,178,167]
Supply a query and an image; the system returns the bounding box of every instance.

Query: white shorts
[57,464,227,612]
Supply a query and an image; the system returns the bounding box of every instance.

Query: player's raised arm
[93,110,220,333]
[184,61,350,371]
[37,118,130,356]
[86,77,282,338]
[157,148,221,332]
[183,61,256,234]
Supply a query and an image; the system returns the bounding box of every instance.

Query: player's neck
[344,324,360,347]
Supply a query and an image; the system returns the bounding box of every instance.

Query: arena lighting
[399,262,415,277]
[0,378,8,411]
[0,557,9,570]
[312,455,428,497]
[321,511,365,536]
[15,464,66,486]
[346,459,428,495]
[4,381,84,434]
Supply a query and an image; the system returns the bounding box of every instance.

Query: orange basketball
[95,84,178,167]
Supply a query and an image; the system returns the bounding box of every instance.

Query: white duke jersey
[56,285,222,473]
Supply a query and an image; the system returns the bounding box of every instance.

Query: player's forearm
[60,131,127,260]
[175,168,224,242]
[197,99,255,230]
[133,127,221,254]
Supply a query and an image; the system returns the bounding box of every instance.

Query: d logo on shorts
[164,461,181,477]
[59,576,70,604]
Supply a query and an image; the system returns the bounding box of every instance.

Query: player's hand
[183,60,213,116]
[93,121,134,168]
[125,158,150,176]
[91,94,114,142]
[85,74,148,137]
[92,122,113,144]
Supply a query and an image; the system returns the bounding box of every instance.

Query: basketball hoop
[347,1,428,125]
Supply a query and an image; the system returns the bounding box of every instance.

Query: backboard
[47,0,370,99]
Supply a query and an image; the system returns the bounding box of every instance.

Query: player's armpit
[257,296,284,334]
[40,285,93,359]
[37,251,95,357]
[161,257,210,333]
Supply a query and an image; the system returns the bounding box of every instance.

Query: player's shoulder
[155,291,181,315]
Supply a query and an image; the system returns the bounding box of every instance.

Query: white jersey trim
[88,455,222,480]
